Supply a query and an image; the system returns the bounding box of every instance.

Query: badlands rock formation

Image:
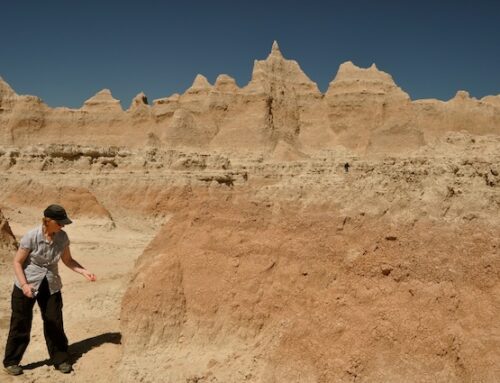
[116,131,497,383]
[0,209,17,263]
[0,43,499,382]
[1,41,500,154]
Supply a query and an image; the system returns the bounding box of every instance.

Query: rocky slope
[120,193,499,383]
[114,132,499,382]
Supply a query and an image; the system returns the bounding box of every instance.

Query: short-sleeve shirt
[15,225,70,294]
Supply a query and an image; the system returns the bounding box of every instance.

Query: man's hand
[82,270,97,282]
[21,283,36,298]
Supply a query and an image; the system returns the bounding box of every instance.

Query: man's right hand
[21,283,35,298]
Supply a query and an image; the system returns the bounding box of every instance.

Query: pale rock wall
[325,62,415,152]
[0,77,50,145]
[1,44,499,155]
[481,95,500,108]
[413,91,500,142]
[0,209,17,263]
[127,92,153,126]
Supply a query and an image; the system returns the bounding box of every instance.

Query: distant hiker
[344,162,350,172]
[3,205,96,376]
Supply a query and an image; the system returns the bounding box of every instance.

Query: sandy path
[0,217,155,383]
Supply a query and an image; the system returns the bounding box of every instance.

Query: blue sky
[1,0,499,108]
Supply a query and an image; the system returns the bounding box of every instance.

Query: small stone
[381,265,393,276]
[207,359,218,368]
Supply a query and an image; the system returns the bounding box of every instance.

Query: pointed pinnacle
[271,40,281,54]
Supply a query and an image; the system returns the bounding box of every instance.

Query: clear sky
[1,0,499,108]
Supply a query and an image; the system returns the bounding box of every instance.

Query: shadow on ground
[22,332,122,370]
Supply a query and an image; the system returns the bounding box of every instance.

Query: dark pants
[3,278,69,367]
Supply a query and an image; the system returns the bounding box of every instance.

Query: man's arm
[61,245,96,281]
[13,247,35,297]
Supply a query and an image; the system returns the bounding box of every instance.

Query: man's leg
[3,285,36,368]
[37,279,69,366]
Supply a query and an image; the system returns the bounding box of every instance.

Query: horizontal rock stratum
[1,41,499,154]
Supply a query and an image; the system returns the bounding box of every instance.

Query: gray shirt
[15,225,70,294]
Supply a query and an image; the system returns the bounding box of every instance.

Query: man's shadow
[22,332,122,370]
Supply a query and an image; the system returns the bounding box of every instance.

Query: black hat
[44,204,72,225]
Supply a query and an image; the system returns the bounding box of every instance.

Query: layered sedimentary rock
[128,91,152,123]
[325,62,418,152]
[0,129,499,382]
[82,89,122,112]
[211,41,331,152]
[413,91,500,141]
[127,132,500,382]
[0,77,49,145]
[0,209,17,262]
[1,42,499,154]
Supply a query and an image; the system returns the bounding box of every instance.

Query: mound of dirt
[120,191,499,383]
